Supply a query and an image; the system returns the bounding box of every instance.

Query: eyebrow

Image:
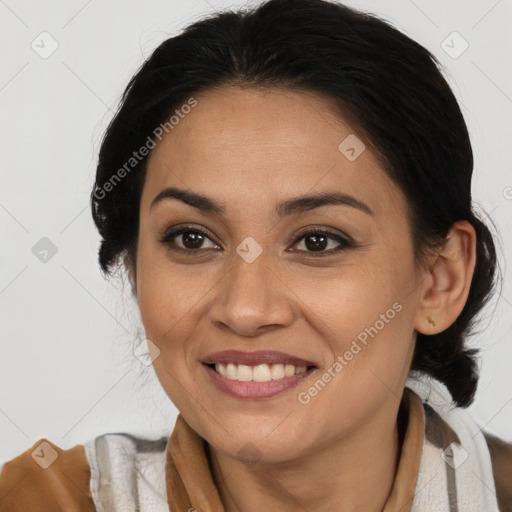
[150,186,374,218]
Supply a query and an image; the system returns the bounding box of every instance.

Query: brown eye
[180,231,206,249]
[292,230,352,255]
[303,233,329,251]
[159,226,220,252]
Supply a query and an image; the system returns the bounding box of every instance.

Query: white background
[1,0,511,462]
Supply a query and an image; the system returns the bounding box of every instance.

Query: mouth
[202,350,317,380]
[201,350,317,399]
[203,362,316,381]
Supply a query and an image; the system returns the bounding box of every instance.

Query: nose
[208,249,297,337]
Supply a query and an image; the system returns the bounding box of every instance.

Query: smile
[212,362,308,381]
[201,350,317,399]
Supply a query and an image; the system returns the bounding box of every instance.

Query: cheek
[135,249,208,405]
[292,260,404,329]
[294,268,416,428]
[135,237,211,340]
[293,258,416,377]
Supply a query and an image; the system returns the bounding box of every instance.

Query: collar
[165,387,426,512]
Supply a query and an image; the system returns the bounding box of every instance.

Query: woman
[1,0,510,510]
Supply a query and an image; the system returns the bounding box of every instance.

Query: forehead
[142,86,406,220]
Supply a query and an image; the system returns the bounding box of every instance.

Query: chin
[204,425,303,464]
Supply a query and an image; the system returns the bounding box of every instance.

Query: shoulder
[484,431,512,512]
[0,437,94,511]
[0,432,170,512]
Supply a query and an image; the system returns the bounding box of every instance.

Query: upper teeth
[215,363,307,382]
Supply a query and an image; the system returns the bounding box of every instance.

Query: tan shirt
[0,388,510,511]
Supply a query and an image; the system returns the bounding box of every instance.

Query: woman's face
[135,86,426,463]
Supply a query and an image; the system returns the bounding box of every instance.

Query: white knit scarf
[406,373,500,511]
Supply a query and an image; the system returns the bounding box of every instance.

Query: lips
[201,350,317,368]
[201,350,318,399]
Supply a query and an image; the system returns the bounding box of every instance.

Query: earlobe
[414,221,476,335]
[426,315,436,328]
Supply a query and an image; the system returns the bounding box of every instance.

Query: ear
[123,254,137,298]
[414,220,476,335]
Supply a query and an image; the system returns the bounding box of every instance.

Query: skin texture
[131,86,476,512]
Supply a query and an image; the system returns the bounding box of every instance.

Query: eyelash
[292,228,355,256]
[158,224,354,257]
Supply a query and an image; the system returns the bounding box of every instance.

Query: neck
[207,396,405,512]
